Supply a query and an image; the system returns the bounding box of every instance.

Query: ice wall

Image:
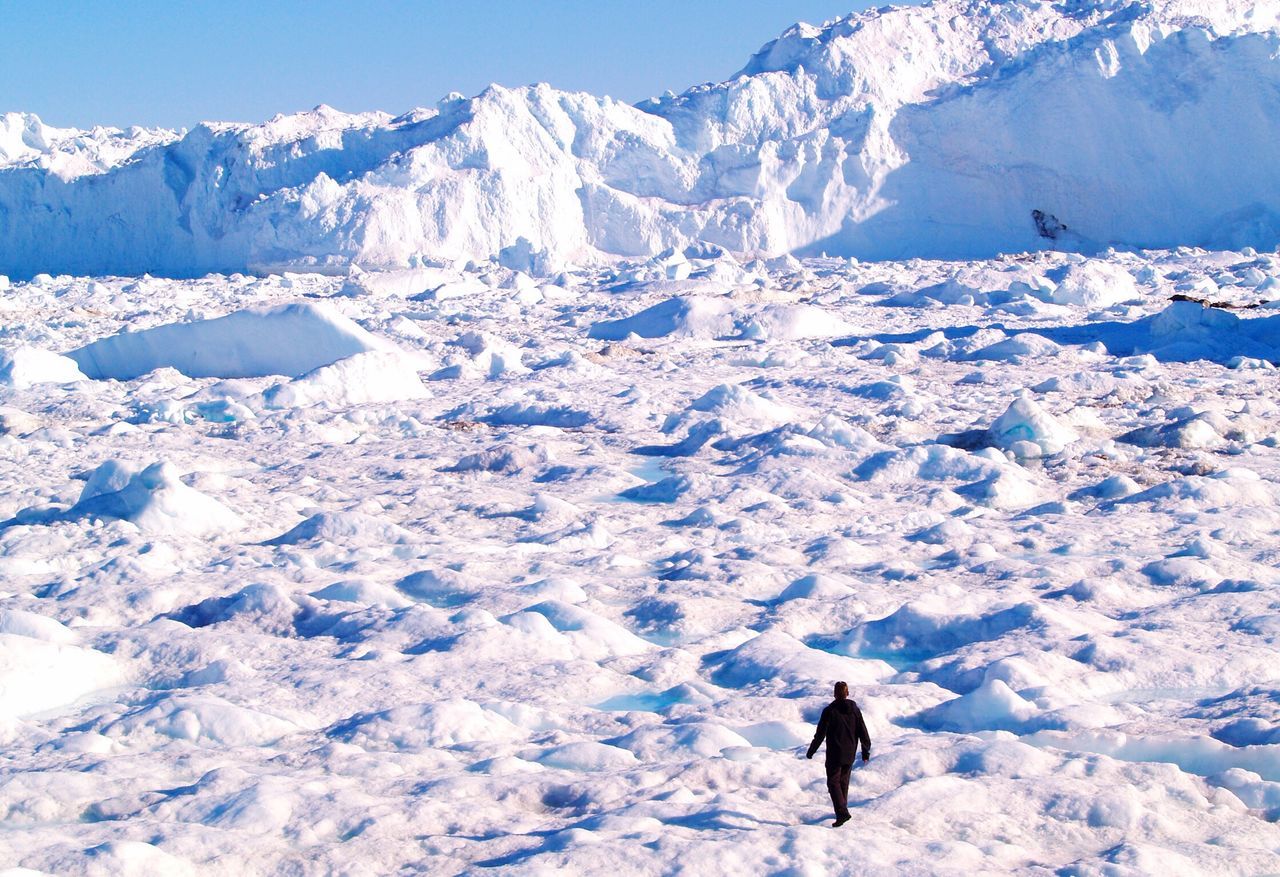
[2,0,1280,278]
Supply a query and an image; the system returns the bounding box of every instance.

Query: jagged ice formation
[2,0,1279,278]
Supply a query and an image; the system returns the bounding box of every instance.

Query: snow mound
[0,609,78,645]
[589,296,737,340]
[0,634,125,718]
[773,574,856,603]
[169,583,308,635]
[71,461,242,535]
[71,840,196,877]
[1047,262,1140,308]
[966,333,1063,362]
[445,443,550,474]
[675,383,793,432]
[104,694,299,746]
[0,347,87,388]
[534,741,639,772]
[309,579,413,609]
[734,303,856,341]
[914,678,1042,732]
[1143,300,1280,363]
[395,569,476,608]
[590,297,852,342]
[504,601,650,660]
[328,699,525,751]
[708,630,893,692]
[262,350,428,409]
[1119,410,1237,450]
[70,301,393,380]
[608,722,753,760]
[840,601,1049,662]
[989,397,1080,456]
[855,444,997,485]
[266,510,414,546]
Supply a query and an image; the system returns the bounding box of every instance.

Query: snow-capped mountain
[3,0,1280,279]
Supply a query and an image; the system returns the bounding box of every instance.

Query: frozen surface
[0,246,1278,874]
[5,0,1280,278]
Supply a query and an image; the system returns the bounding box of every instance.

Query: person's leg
[825,762,844,818]
[834,763,855,819]
[839,763,852,815]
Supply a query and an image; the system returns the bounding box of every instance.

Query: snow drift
[4,0,1280,278]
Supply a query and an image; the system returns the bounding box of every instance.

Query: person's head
[834,681,849,700]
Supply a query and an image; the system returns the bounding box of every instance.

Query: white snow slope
[4,0,1280,278]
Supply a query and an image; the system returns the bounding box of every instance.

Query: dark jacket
[807,698,870,765]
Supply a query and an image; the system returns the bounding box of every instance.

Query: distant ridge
[3,0,1280,279]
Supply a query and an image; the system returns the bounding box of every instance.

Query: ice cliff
[2,0,1279,278]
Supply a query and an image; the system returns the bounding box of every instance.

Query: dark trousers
[826,762,852,818]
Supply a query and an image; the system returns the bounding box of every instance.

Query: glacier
[4,0,1280,280]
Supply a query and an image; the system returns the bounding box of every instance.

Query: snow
[589,297,854,343]
[0,348,87,388]
[988,396,1080,456]
[60,460,243,536]
[261,350,428,409]
[70,301,394,380]
[1047,261,1141,308]
[0,635,126,718]
[3,2,1280,874]
[9,2,1280,277]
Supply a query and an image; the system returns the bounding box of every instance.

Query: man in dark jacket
[806,681,871,827]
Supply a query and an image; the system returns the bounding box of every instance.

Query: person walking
[805,680,871,827]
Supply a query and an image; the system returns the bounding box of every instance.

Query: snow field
[0,247,1277,873]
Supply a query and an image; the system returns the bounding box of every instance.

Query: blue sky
[1,1,891,130]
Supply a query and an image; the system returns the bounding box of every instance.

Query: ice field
[5,0,1280,872]
[0,246,1278,874]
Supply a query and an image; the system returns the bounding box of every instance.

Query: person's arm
[854,703,871,761]
[806,707,829,759]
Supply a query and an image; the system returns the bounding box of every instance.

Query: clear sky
[1,1,892,131]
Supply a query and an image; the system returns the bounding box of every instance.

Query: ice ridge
[2,0,1280,278]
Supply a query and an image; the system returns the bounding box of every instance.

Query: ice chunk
[989,396,1079,456]
[914,678,1041,732]
[71,301,394,380]
[667,383,792,434]
[262,350,428,409]
[449,330,529,378]
[0,347,87,388]
[589,296,737,341]
[71,461,242,535]
[1047,262,1139,308]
